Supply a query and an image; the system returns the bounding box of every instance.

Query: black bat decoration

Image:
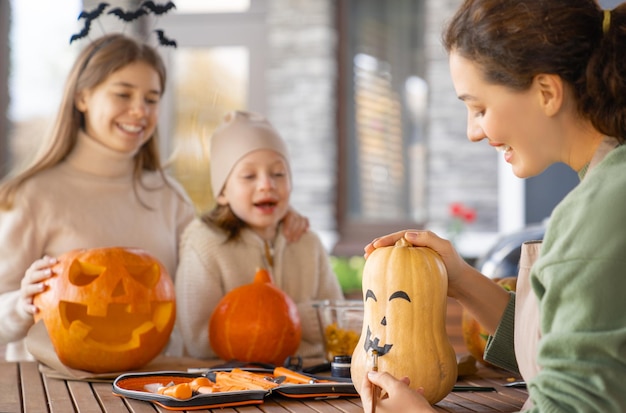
[142,1,177,15]
[70,19,92,44]
[155,29,177,48]
[78,3,109,20]
[108,7,148,22]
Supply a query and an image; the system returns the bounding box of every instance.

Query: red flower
[449,202,465,218]
[449,202,477,223]
[462,208,476,223]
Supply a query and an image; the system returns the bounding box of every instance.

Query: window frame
[333,0,425,256]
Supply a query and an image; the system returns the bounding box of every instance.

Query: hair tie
[603,10,611,35]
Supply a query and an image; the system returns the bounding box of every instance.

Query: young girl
[359,0,626,412]
[175,110,344,360]
[0,34,196,362]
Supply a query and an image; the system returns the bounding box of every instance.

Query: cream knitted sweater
[175,218,344,360]
[0,131,195,361]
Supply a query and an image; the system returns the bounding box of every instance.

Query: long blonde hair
[0,34,168,209]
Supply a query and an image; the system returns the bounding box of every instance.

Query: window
[5,0,81,176]
[334,0,427,255]
[158,0,268,213]
[168,47,249,212]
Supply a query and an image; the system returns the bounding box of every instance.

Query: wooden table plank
[92,381,132,412]
[311,397,362,413]
[260,398,309,412]
[67,380,103,413]
[433,400,476,413]
[0,361,21,413]
[456,389,525,412]
[43,375,76,412]
[20,361,49,413]
[442,393,501,412]
[119,396,159,413]
[236,406,269,412]
[273,396,348,413]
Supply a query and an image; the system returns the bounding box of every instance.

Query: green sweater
[485,144,626,412]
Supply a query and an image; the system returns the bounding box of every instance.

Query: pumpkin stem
[254,267,274,284]
[395,237,412,248]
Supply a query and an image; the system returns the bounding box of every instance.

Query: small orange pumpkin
[209,268,302,365]
[33,247,176,373]
[461,277,517,365]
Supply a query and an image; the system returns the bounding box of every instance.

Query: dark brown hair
[443,0,626,143]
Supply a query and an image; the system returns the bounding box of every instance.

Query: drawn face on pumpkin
[34,247,176,373]
[361,286,412,358]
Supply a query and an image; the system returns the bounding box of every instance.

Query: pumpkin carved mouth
[363,326,392,356]
[59,300,174,350]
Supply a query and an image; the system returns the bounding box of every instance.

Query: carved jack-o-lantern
[33,247,176,373]
[351,238,457,405]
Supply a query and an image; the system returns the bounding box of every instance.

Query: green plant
[330,255,365,294]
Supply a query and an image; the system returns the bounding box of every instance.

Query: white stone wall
[424,0,499,232]
[266,0,339,248]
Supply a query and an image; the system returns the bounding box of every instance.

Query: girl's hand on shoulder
[361,370,435,413]
[20,256,57,316]
[281,207,309,243]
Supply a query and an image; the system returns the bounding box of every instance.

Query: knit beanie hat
[210,110,290,198]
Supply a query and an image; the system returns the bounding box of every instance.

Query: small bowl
[314,299,364,362]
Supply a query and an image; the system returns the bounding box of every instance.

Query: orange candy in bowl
[314,299,364,362]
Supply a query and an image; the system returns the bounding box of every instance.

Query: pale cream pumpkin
[350,238,457,404]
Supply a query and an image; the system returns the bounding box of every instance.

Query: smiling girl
[0,34,197,361]
[175,110,344,360]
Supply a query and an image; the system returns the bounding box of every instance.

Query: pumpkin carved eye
[69,261,104,286]
[126,263,161,289]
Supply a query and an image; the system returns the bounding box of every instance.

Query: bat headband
[70,1,178,48]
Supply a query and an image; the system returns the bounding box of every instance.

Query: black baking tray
[113,368,357,410]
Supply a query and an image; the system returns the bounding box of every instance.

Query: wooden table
[0,360,527,412]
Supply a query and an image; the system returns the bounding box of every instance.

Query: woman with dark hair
[359,1,626,411]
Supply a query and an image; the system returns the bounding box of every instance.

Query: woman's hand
[364,230,473,296]
[364,229,418,258]
[281,207,309,243]
[20,256,57,316]
[360,370,435,413]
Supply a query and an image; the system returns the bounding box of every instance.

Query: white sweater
[0,131,195,361]
[175,218,344,360]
